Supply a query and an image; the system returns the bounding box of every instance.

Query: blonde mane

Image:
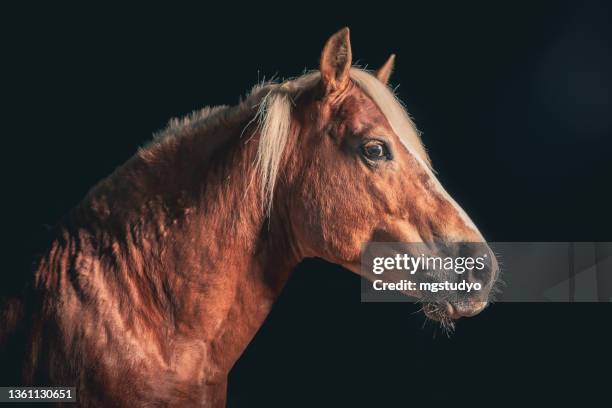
[151,68,429,214]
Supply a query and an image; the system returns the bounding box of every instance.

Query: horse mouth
[422,300,488,321]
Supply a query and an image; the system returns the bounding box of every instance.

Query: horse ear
[320,27,352,94]
[376,54,396,85]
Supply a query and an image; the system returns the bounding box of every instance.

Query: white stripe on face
[396,138,485,242]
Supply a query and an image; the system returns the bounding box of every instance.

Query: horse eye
[361,141,390,160]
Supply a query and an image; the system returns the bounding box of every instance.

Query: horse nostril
[454,243,498,288]
[471,247,498,288]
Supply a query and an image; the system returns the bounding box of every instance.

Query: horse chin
[422,300,488,322]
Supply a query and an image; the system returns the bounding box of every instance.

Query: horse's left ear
[376,54,396,85]
[320,27,352,94]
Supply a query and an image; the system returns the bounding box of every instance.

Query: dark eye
[361,140,391,161]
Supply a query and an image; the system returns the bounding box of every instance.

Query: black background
[3,1,612,406]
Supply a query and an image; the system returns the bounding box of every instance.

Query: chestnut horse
[0,29,498,407]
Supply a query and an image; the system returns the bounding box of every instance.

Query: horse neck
[43,111,302,364]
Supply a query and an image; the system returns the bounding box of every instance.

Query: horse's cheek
[317,178,373,262]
